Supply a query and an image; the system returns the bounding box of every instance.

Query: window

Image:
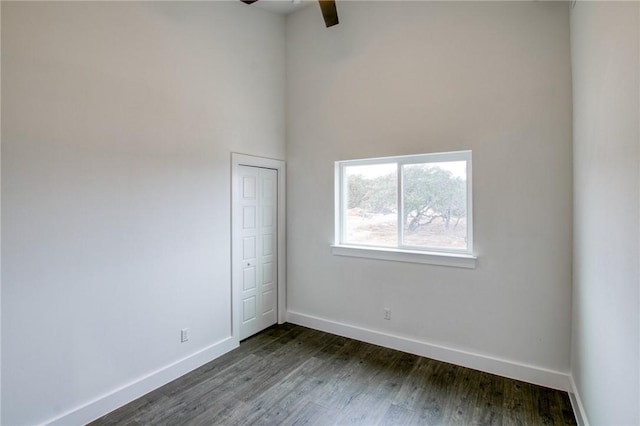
[333,151,475,267]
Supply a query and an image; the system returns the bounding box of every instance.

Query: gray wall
[1,2,285,424]
[570,2,640,424]
[286,1,573,381]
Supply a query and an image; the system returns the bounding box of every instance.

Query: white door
[238,165,278,340]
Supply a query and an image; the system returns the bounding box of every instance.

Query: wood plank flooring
[90,324,577,425]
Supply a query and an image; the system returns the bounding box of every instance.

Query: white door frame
[231,153,286,343]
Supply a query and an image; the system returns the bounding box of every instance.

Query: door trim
[231,153,286,342]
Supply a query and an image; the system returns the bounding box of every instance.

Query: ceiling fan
[240,0,339,28]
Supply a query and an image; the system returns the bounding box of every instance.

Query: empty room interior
[1,0,639,425]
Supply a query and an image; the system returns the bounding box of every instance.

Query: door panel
[243,237,256,260]
[263,234,273,255]
[243,297,256,322]
[239,165,278,340]
[243,267,256,291]
[262,290,274,314]
[243,206,256,229]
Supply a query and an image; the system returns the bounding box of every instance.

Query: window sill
[330,245,477,269]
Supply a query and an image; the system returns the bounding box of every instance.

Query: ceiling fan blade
[318,0,339,28]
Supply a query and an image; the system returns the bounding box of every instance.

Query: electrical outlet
[181,328,189,343]
[384,308,391,320]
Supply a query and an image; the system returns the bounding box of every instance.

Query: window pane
[344,163,397,247]
[402,161,467,250]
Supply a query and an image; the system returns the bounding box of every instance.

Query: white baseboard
[46,336,238,426]
[287,311,571,392]
[568,374,590,426]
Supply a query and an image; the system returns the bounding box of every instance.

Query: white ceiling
[250,0,314,15]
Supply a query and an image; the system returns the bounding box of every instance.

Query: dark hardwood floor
[90,324,577,425]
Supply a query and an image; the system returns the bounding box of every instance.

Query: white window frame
[332,150,476,268]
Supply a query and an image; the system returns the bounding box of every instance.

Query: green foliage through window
[338,151,472,253]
